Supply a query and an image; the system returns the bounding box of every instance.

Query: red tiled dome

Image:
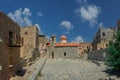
[60,35,67,39]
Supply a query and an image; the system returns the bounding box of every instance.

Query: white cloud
[71,36,84,43]
[34,24,42,34]
[46,35,51,40]
[98,22,104,27]
[8,8,42,34]
[8,8,32,26]
[60,20,73,30]
[23,8,32,16]
[37,12,43,16]
[8,12,16,21]
[75,0,101,27]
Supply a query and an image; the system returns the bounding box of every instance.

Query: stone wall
[0,12,21,80]
[79,42,92,54]
[88,49,108,61]
[20,26,40,66]
[39,35,48,57]
[48,46,80,59]
[92,42,109,50]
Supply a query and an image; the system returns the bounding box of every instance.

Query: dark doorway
[64,52,66,57]
[52,52,54,58]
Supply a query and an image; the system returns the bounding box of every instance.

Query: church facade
[47,35,80,59]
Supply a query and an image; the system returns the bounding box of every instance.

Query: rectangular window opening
[64,52,66,56]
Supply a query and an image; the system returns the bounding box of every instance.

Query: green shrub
[106,30,120,70]
[38,72,42,77]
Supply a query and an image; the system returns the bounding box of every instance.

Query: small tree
[107,31,120,70]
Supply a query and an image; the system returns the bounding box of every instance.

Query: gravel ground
[38,59,118,80]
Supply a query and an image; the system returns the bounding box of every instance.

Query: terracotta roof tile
[55,43,79,47]
[48,43,79,47]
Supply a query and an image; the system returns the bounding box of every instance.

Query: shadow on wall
[20,48,40,67]
[103,68,120,79]
[31,48,40,61]
[17,69,26,76]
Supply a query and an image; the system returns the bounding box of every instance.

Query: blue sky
[0,0,120,42]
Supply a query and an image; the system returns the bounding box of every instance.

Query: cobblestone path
[38,59,114,80]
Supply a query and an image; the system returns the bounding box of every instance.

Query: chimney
[51,35,56,44]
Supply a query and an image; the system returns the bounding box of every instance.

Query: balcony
[8,40,21,47]
[8,34,23,47]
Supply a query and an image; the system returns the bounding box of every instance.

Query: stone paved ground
[38,59,120,80]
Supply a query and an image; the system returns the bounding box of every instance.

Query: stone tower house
[0,12,22,80]
[92,26,115,50]
[20,26,40,66]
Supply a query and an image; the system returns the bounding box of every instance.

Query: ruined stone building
[20,26,40,66]
[0,12,22,80]
[88,26,116,61]
[39,34,48,57]
[47,35,80,59]
[92,26,115,50]
[79,42,92,54]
